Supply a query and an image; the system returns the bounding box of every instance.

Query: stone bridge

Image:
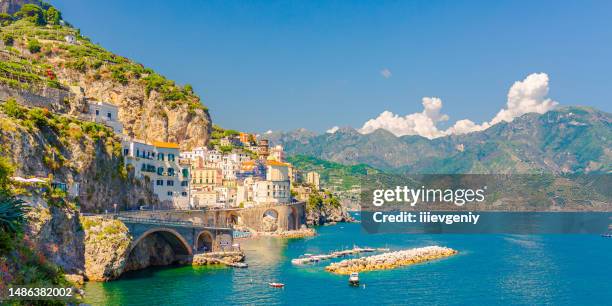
[119,202,307,233]
[118,216,234,256]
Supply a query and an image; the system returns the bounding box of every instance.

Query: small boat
[269,282,285,288]
[602,233,612,238]
[348,272,359,286]
[230,262,248,268]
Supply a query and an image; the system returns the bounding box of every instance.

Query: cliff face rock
[81,216,131,281]
[307,205,353,226]
[1,9,212,150]
[26,206,85,275]
[0,108,159,212]
[57,67,211,149]
[0,0,39,14]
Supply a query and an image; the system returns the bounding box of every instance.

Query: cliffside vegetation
[287,155,379,191]
[0,98,158,212]
[304,187,352,225]
[0,1,212,149]
[0,155,77,305]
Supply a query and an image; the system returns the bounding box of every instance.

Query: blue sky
[52,0,612,134]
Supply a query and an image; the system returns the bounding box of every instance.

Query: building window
[136,149,140,157]
[95,109,99,115]
[168,168,175,176]
[181,192,188,197]
[167,180,174,186]
[158,153,164,161]
[181,181,188,187]
[167,191,173,196]
[182,168,189,178]
[107,112,112,119]
[156,180,163,186]
[168,154,175,161]
[123,148,129,156]
[157,167,163,175]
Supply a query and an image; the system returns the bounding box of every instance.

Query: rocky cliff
[0,3,212,149]
[26,206,85,275]
[81,216,131,281]
[0,101,159,212]
[307,204,353,226]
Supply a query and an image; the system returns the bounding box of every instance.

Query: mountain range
[269,106,611,174]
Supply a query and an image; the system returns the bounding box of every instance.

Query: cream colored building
[306,171,320,190]
[268,145,285,162]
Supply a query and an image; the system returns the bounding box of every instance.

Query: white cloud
[358,73,558,139]
[359,97,449,139]
[265,130,273,134]
[490,72,558,125]
[326,126,339,133]
[380,68,392,79]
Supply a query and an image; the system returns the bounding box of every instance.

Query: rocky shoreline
[325,246,458,274]
[192,251,245,266]
[252,228,317,239]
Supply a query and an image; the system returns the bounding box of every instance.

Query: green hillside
[275,107,612,174]
[286,155,380,190]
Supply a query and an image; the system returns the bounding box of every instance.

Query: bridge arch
[195,230,214,253]
[262,209,279,232]
[226,211,241,226]
[129,227,193,256]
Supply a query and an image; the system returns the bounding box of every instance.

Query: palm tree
[0,193,28,234]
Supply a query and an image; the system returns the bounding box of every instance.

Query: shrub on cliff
[14,4,46,26]
[1,99,25,119]
[2,33,14,46]
[0,156,14,191]
[27,39,42,53]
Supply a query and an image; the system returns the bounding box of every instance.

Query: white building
[207,149,222,163]
[180,146,209,161]
[220,156,239,180]
[252,180,290,204]
[88,101,123,135]
[64,35,76,44]
[122,139,190,209]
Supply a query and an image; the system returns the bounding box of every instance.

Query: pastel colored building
[306,171,320,190]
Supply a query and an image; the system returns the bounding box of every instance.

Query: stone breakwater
[254,228,317,239]
[325,246,458,274]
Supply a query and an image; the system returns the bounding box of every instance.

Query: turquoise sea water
[84,220,612,305]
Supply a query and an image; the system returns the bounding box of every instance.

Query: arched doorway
[288,206,299,230]
[262,209,279,232]
[196,231,214,253]
[226,211,240,226]
[125,228,192,272]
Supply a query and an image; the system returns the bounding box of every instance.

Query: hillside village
[0,1,340,219]
[91,100,323,211]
